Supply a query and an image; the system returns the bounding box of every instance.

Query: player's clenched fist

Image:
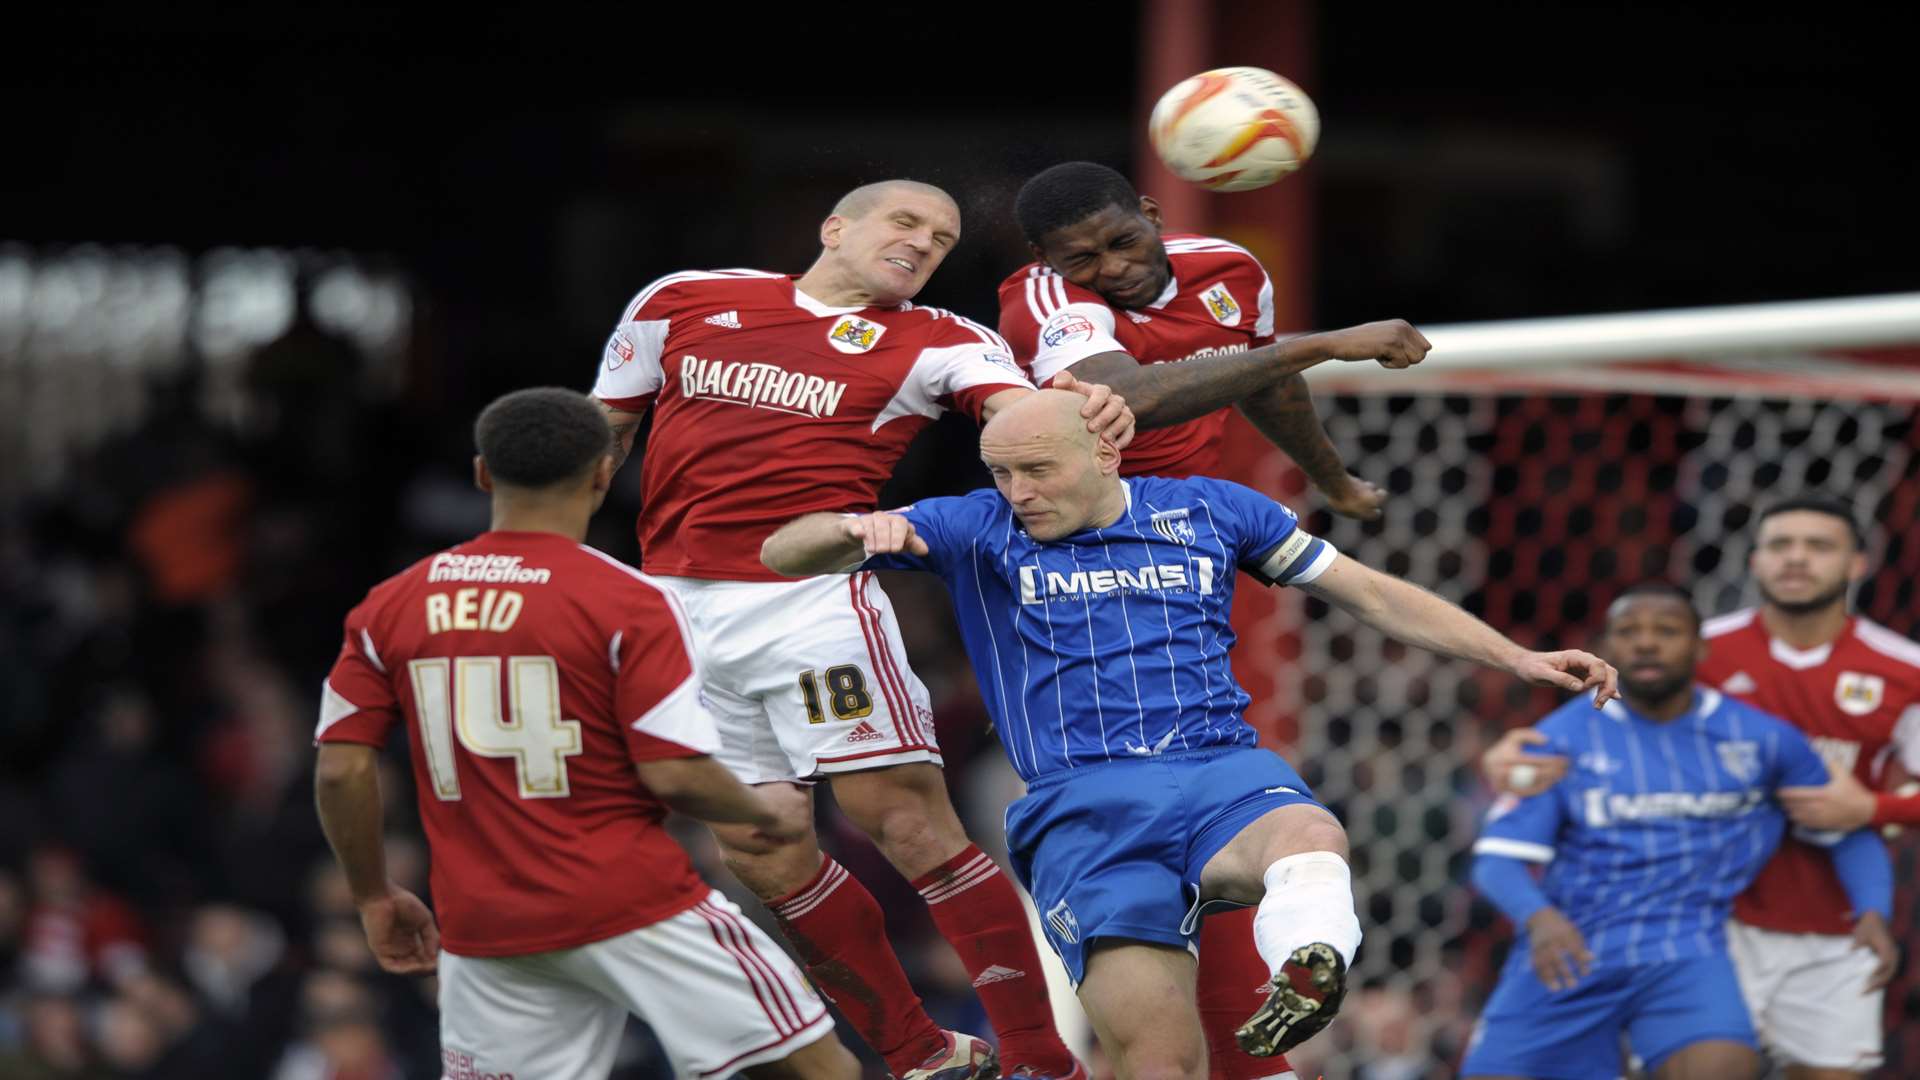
[1319,319,1431,370]
[845,512,927,557]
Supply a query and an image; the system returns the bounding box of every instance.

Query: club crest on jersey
[1716,740,1760,783]
[1835,672,1885,716]
[826,316,885,354]
[1045,899,1080,944]
[1200,282,1242,326]
[1150,508,1197,545]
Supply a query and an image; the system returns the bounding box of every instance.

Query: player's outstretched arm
[634,755,804,840]
[1238,373,1387,520]
[315,743,441,976]
[761,511,926,577]
[1298,554,1618,706]
[1061,319,1431,430]
[983,374,1136,449]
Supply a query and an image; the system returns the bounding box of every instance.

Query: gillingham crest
[1150,508,1197,545]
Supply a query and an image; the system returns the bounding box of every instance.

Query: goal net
[1246,294,1920,1078]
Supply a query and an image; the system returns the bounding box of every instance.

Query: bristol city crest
[1200,282,1242,326]
[1835,672,1885,717]
[827,316,886,354]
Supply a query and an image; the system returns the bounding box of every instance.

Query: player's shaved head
[980,389,1096,456]
[475,387,612,489]
[980,390,1123,540]
[831,179,957,221]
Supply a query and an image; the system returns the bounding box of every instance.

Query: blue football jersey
[1475,688,1832,966]
[867,476,1336,782]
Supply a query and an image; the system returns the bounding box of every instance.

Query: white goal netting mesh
[1255,344,1920,1077]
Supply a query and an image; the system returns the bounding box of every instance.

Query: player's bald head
[980,389,1095,456]
[831,179,958,221]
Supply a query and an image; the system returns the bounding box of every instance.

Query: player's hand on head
[1851,911,1900,992]
[1321,319,1432,370]
[1049,371,1136,449]
[1323,473,1389,521]
[1524,907,1592,991]
[1778,766,1878,832]
[846,512,927,557]
[1513,650,1618,706]
[1481,728,1569,796]
[356,886,440,976]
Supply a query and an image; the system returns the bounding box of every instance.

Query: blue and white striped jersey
[866,476,1336,782]
[1476,688,1833,966]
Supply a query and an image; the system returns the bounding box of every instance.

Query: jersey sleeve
[1473,789,1567,865]
[1204,479,1339,587]
[1769,717,1834,789]
[1239,250,1278,346]
[613,584,720,760]
[914,317,1034,423]
[862,492,998,578]
[315,598,401,748]
[591,273,691,412]
[997,270,1125,384]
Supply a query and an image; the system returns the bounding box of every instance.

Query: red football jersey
[997,234,1277,480]
[316,531,721,957]
[1699,608,1920,935]
[593,270,1031,581]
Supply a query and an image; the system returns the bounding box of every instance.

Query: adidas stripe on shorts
[438,889,833,1079]
[650,572,940,783]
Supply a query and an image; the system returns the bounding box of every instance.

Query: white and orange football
[1148,66,1320,193]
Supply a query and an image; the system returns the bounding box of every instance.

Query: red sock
[913,845,1076,1076]
[1197,908,1295,1080]
[770,857,946,1075]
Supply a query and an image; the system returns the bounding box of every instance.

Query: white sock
[1252,850,1362,975]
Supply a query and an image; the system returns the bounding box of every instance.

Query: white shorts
[656,572,940,783]
[438,889,834,1079]
[1727,919,1883,1070]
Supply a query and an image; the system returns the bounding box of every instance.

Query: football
[1148,66,1320,192]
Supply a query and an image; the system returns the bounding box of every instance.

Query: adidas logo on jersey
[971,965,1026,987]
[703,310,743,329]
[678,354,848,418]
[1720,671,1757,695]
[845,721,886,744]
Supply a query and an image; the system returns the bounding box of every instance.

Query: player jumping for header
[998,159,1431,1077]
[761,390,1616,1077]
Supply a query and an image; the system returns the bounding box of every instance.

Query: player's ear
[820,214,846,250]
[592,453,616,494]
[1847,549,1868,584]
[473,455,493,494]
[1139,196,1163,228]
[1093,436,1121,475]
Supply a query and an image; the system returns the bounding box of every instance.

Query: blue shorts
[1003,746,1323,984]
[1459,947,1757,1079]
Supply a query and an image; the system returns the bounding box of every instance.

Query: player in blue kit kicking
[1460,583,1893,1080]
[760,389,1620,1078]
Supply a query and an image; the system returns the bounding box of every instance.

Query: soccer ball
[1148,66,1320,193]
